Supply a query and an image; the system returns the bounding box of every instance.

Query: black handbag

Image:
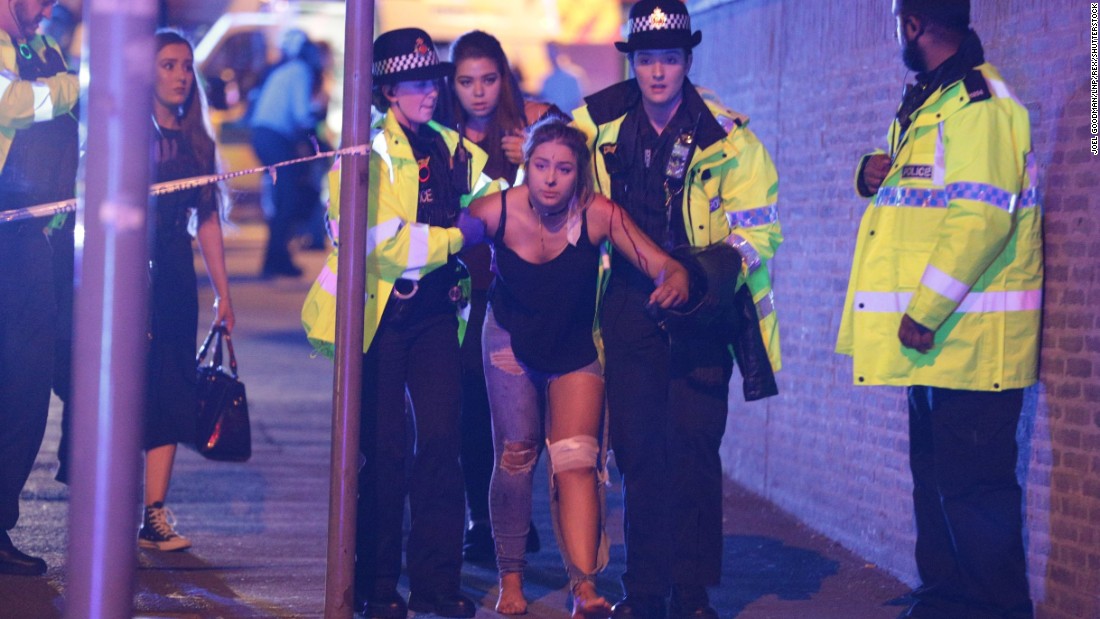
[194,325,252,462]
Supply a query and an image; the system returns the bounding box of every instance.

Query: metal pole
[324,0,374,616]
[65,1,157,618]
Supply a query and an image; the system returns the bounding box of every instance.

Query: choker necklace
[528,196,570,253]
[18,43,32,60]
[528,197,570,219]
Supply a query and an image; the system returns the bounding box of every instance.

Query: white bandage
[547,435,599,474]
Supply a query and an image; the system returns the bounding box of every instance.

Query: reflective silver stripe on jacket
[755,289,775,320]
[919,264,970,304]
[31,81,53,122]
[725,233,761,273]
[874,184,1037,212]
[852,289,1042,313]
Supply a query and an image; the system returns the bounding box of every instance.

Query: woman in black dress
[139,30,235,552]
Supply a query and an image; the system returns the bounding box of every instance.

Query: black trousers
[0,231,55,531]
[907,386,1033,619]
[251,126,316,273]
[602,281,733,596]
[459,290,493,525]
[52,223,74,483]
[356,311,465,596]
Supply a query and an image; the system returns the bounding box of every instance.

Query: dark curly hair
[897,0,970,35]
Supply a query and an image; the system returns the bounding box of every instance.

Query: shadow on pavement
[135,550,295,618]
[0,575,63,619]
[725,534,839,616]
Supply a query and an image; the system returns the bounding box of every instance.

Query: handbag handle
[196,325,239,379]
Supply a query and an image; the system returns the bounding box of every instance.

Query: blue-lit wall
[688,1,1097,617]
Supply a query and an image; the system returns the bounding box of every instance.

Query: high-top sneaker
[138,502,192,551]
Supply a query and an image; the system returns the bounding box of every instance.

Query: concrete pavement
[1,222,908,618]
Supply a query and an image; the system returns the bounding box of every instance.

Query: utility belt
[382,258,470,327]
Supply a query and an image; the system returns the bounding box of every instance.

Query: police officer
[302,28,494,619]
[0,0,80,576]
[837,1,1040,617]
[573,1,782,617]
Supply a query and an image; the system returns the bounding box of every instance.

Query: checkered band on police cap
[629,7,691,36]
[616,0,701,53]
[372,28,452,84]
[374,44,439,78]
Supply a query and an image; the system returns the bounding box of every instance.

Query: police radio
[665,130,694,181]
[451,138,472,196]
[664,114,702,189]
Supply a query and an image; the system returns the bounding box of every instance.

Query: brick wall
[687,1,1099,617]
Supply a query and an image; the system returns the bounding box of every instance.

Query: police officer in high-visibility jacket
[0,0,79,577]
[301,28,496,619]
[572,1,782,616]
[837,1,1039,617]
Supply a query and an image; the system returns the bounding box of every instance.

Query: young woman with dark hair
[466,117,689,618]
[140,29,235,552]
[449,30,565,185]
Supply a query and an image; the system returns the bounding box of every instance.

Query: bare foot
[572,581,611,619]
[496,572,528,615]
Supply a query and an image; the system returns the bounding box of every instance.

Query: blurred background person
[41,0,81,67]
[446,29,564,564]
[302,38,336,251]
[540,42,585,115]
[140,29,235,552]
[249,29,326,278]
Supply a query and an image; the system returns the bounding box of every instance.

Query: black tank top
[488,190,600,373]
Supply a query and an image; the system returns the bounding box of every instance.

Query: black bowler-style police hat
[615,0,702,53]
[372,28,453,85]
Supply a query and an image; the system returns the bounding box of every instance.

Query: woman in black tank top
[465,118,689,618]
[445,30,565,564]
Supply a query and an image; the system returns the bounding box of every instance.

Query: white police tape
[0,143,370,225]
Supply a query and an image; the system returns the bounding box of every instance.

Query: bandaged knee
[548,435,599,474]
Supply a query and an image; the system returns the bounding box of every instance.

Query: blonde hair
[522,117,594,209]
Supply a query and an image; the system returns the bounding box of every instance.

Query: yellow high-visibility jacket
[0,32,79,172]
[573,80,783,372]
[301,110,495,357]
[836,62,1042,390]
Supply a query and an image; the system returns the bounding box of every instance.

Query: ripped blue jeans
[482,305,603,581]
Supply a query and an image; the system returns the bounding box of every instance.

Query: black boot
[0,531,46,576]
